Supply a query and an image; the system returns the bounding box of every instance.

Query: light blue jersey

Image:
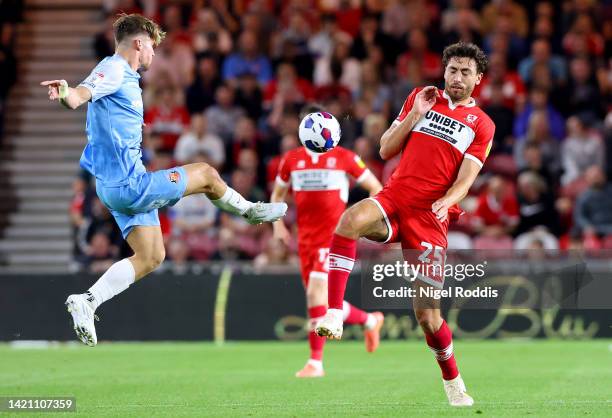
[79,54,146,186]
[78,55,187,239]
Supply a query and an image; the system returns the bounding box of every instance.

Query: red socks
[328,233,357,310]
[308,305,327,361]
[342,301,368,325]
[425,320,459,381]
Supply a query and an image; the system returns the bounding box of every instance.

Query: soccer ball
[298,111,341,153]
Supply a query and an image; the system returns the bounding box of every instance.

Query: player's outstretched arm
[379,86,439,160]
[431,158,481,222]
[270,182,291,246]
[40,80,91,110]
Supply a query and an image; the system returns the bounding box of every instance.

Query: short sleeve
[78,59,124,102]
[275,154,292,187]
[343,149,369,182]
[464,116,495,168]
[394,88,421,125]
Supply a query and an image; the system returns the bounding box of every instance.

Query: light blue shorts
[96,167,188,239]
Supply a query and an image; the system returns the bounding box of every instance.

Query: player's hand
[272,222,291,247]
[40,79,68,101]
[413,86,439,116]
[432,197,451,223]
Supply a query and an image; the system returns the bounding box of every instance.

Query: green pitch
[1,340,610,417]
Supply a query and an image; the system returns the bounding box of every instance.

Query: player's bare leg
[315,199,388,339]
[413,280,474,406]
[65,226,163,346]
[182,162,287,224]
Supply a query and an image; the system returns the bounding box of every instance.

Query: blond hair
[113,13,166,46]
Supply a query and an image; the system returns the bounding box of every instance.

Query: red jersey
[388,87,495,209]
[276,146,369,248]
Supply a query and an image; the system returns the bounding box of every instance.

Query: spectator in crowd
[253,237,299,272]
[144,85,191,152]
[396,29,442,83]
[472,176,519,238]
[481,84,515,154]
[93,14,115,61]
[513,87,565,141]
[313,33,361,94]
[222,30,273,86]
[263,62,315,112]
[86,232,116,273]
[185,53,222,114]
[174,114,225,169]
[234,70,263,121]
[518,38,567,86]
[518,142,557,191]
[443,7,483,47]
[307,13,339,62]
[573,165,612,238]
[204,83,245,142]
[350,13,394,64]
[355,60,391,120]
[474,52,526,111]
[562,56,604,119]
[481,0,528,39]
[515,171,560,236]
[514,110,561,176]
[561,115,604,186]
[191,7,233,56]
[228,116,259,173]
[562,13,605,58]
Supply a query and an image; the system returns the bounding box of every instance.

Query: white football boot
[314,308,344,339]
[243,202,288,225]
[65,294,98,347]
[443,375,474,406]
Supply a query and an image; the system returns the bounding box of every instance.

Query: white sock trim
[307,359,323,370]
[211,186,253,216]
[364,313,378,330]
[87,258,135,310]
[341,301,350,321]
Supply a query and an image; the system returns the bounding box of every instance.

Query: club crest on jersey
[169,170,180,183]
[465,114,478,125]
[326,157,337,168]
[297,160,306,168]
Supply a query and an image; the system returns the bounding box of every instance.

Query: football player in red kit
[271,118,384,378]
[316,42,495,406]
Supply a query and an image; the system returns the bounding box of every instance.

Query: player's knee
[337,207,368,235]
[197,162,221,194]
[415,309,441,335]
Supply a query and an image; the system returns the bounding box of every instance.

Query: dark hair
[299,103,324,119]
[442,42,488,74]
[113,13,165,46]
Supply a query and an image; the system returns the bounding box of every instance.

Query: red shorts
[298,245,330,287]
[369,188,451,288]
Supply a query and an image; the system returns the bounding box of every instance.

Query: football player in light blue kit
[41,14,287,346]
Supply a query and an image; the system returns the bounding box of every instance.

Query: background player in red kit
[271,116,384,378]
[316,43,495,406]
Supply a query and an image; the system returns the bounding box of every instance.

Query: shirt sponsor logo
[415,110,476,153]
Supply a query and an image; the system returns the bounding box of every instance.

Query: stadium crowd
[71,0,612,272]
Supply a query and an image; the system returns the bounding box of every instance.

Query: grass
[0,340,610,417]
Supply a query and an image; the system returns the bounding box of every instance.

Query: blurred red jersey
[276,146,370,249]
